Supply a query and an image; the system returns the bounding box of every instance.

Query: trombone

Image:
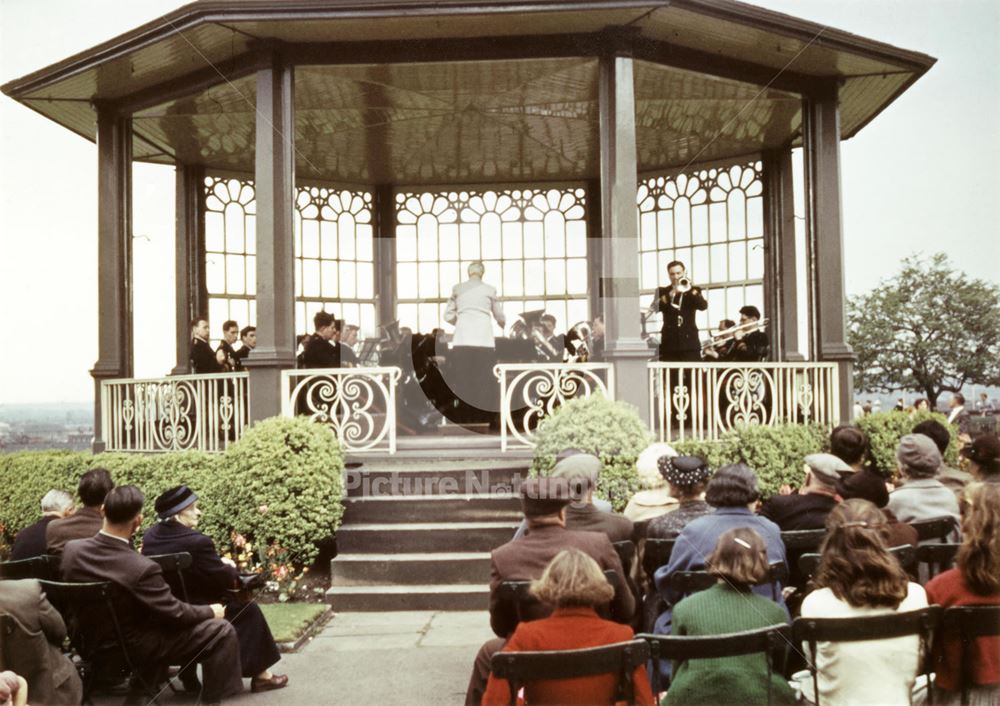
[700,318,769,353]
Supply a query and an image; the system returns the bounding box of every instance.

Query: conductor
[443,261,506,422]
[648,260,707,362]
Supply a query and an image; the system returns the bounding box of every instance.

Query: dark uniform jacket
[232,345,252,371]
[140,521,239,604]
[217,340,237,371]
[340,344,359,368]
[45,506,103,557]
[732,330,769,362]
[301,333,340,368]
[190,337,222,374]
[489,524,634,638]
[652,285,708,360]
[758,491,838,531]
[0,579,82,705]
[11,516,56,560]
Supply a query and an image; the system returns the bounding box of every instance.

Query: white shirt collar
[99,530,130,544]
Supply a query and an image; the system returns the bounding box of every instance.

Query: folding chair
[612,540,636,577]
[0,554,60,581]
[668,561,788,601]
[641,538,676,583]
[916,543,960,581]
[940,606,1000,706]
[798,544,917,579]
[910,516,956,543]
[639,624,792,699]
[490,639,650,706]
[498,570,621,629]
[38,579,158,704]
[792,605,942,706]
[780,529,827,553]
[145,552,193,602]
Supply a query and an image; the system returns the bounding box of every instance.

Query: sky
[1,0,998,404]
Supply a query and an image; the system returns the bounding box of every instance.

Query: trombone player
[648,260,707,362]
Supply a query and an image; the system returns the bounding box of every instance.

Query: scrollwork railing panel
[494,363,615,451]
[281,368,402,453]
[101,373,248,453]
[648,362,839,443]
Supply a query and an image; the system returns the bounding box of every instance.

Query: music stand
[358,338,381,366]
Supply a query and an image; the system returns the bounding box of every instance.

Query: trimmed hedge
[530,394,652,512]
[855,410,959,477]
[0,416,344,569]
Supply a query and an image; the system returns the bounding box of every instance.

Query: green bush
[530,394,651,512]
[0,416,345,570]
[855,410,959,477]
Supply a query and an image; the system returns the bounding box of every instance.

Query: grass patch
[259,603,328,643]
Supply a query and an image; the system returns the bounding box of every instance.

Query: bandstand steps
[344,462,528,498]
[342,492,522,524]
[325,583,489,612]
[336,521,518,553]
[329,552,491,586]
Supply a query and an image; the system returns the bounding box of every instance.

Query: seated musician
[300,311,340,368]
[340,323,359,368]
[731,305,768,362]
[702,319,737,361]
[539,314,565,361]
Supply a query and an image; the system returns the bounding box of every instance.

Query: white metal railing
[648,362,840,442]
[101,373,249,452]
[281,367,402,453]
[494,363,615,451]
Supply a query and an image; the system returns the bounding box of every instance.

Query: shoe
[250,674,289,693]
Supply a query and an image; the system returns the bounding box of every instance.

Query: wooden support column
[172,164,206,375]
[762,147,804,362]
[373,184,397,328]
[803,80,854,422]
[90,106,133,452]
[244,54,297,423]
[597,51,649,421]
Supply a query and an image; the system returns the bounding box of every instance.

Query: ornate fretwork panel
[205,176,257,330]
[394,187,589,334]
[637,162,765,338]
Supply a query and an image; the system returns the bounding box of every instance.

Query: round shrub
[220,416,345,569]
[530,393,651,512]
[855,410,958,477]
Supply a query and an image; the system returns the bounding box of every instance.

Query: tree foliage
[847,253,1000,407]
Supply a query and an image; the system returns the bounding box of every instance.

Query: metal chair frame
[145,552,194,602]
[0,554,60,581]
[940,605,1000,706]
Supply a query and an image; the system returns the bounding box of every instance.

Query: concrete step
[344,463,528,498]
[336,521,518,553]
[330,552,491,586]
[325,583,490,611]
[342,493,522,524]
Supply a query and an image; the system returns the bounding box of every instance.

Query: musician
[648,260,708,362]
[443,261,506,422]
[301,310,341,368]
[590,315,605,362]
[539,313,565,361]
[216,320,239,372]
[189,318,222,374]
[731,305,769,362]
[340,324,360,368]
[232,325,256,371]
[702,319,737,361]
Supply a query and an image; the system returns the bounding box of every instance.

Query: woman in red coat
[925,481,1000,705]
[482,549,655,706]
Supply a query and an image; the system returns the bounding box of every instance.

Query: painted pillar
[172,164,206,375]
[762,147,804,362]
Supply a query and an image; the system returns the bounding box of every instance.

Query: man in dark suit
[465,477,634,705]
[232,325,256,371]
[648,260,708,362]
[141,486,287,693]
[301,311,341,368]
[60,485,242,705]
[0,578,82,704]
[216,320,239,372]
[551,455,633,543]
[11,489,73,560]
[190,318,223,374]
[759,453,848,531]
[46,468,114,557]
[731,305,769,362]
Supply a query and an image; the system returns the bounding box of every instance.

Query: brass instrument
[566,321,592,362]
[674,276,693,294]
[700,318,769,353]
[508,309,560,359]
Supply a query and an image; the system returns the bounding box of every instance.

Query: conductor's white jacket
[444,278,506,348]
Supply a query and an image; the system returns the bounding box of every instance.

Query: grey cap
[805,453,853,484]
[550,453,601,491]
[896,433,943,477]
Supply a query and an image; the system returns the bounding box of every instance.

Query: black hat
[520,477,573,517]
[154,485,198,520]
[961,434,1000,468]
[658,455,712,488]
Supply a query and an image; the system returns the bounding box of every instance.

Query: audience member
[60,485,242,704]
[645,455,713,539]
[947,393,971,434]
[0,579,82,704]
[0,673,26,706]
[913,398,930,412]
[140,485,288,693]
[10,489,73,560]
[550,455,633,542]
[511,453,615,539]
[887,434,960,541]
[481,549,655,706]
[925,481,1000,705]
[960,434,1000,483]
[798,499,928,705]
[465,477,634,706]
[653,464,787,637]
[759,454,847,531]
[663,528,796,706]
[46,468,114,557]
[624,443,680,522]
[913,419,973,494]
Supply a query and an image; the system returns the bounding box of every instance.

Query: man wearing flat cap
[464,476,634,706]
[887,434,960,542]
[759,453,850,531]
[141,485,288,694]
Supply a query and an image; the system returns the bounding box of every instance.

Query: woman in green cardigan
[664,527,796,706]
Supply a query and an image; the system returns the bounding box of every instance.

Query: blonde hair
[958,482,1000,595]
[530,549,615,608]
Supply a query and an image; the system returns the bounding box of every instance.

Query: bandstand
[3,0,935,455]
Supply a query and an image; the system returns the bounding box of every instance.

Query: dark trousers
[227,601,281,677]
[444,346,499,418]
[138,619,243,703]
[466,637,507,706]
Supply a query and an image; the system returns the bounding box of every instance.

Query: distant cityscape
[0,402,94,452]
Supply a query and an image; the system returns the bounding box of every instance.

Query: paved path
[97,611,493,705]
